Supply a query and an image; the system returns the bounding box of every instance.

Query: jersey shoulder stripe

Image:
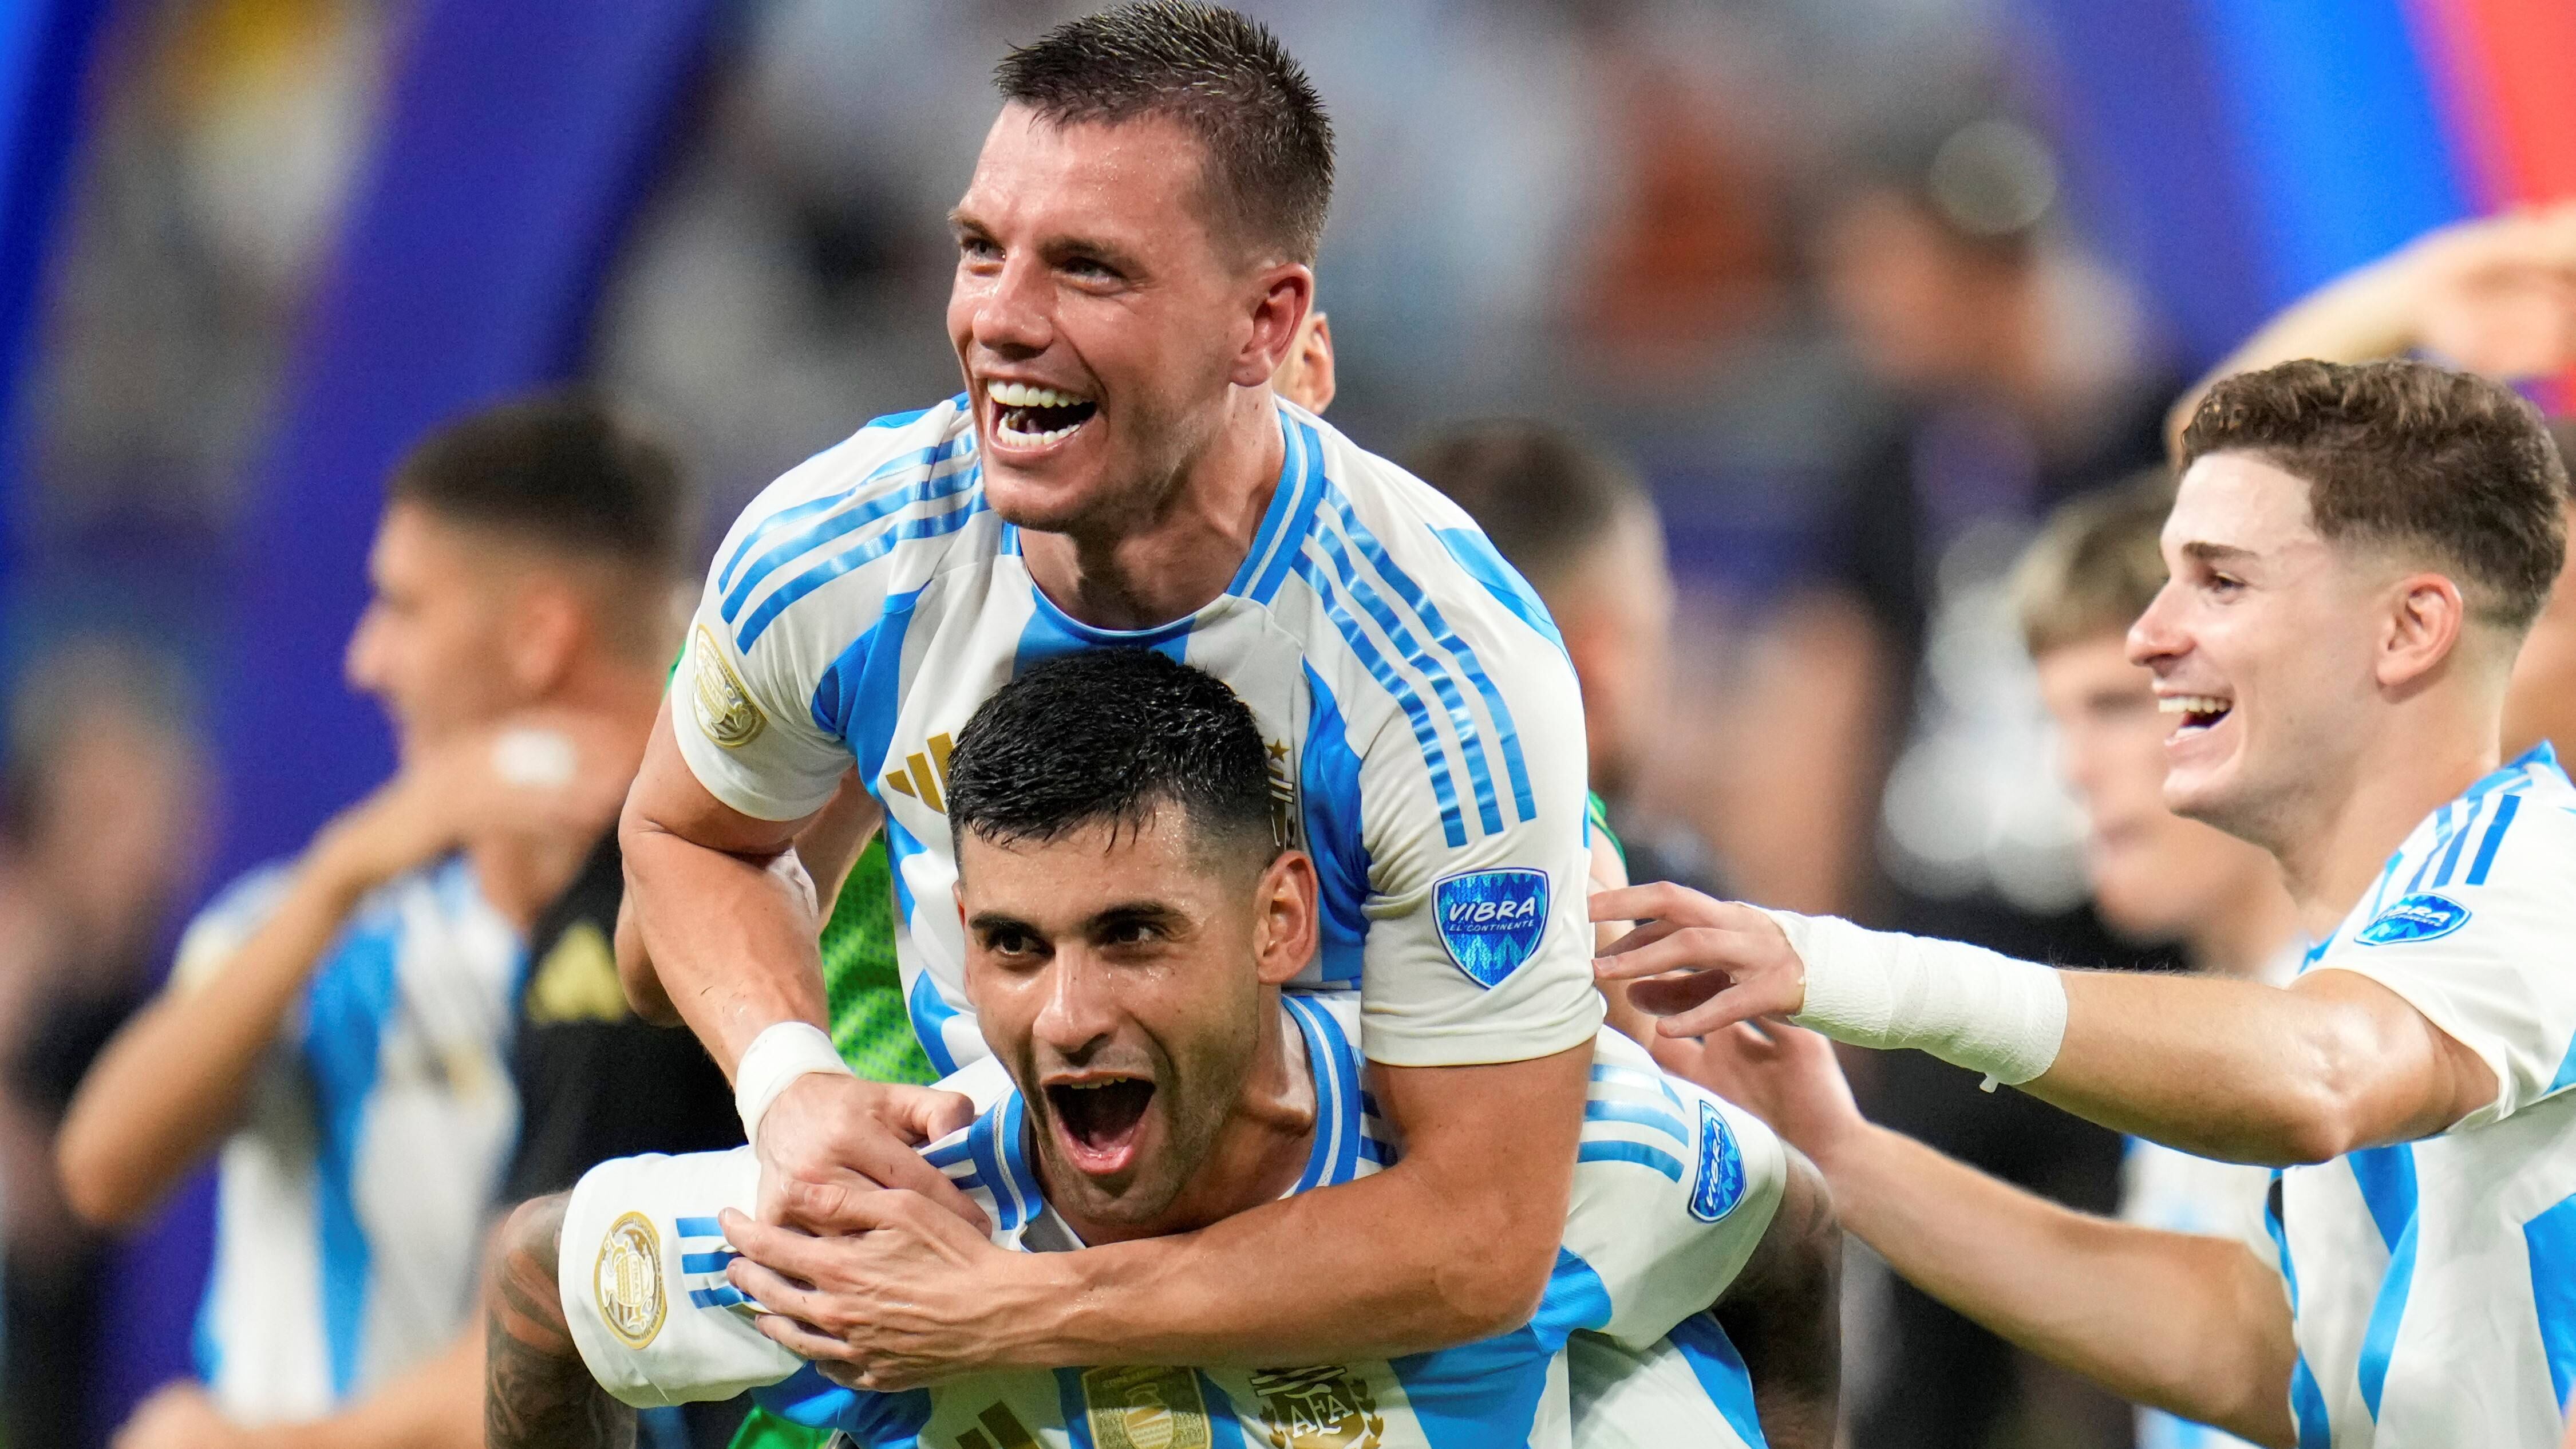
[712,399,987,654]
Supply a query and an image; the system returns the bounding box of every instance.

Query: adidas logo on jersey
[882,733,957,812]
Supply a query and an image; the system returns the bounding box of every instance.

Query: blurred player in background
[1603,357,2573,1446]
[617,1,1616,1395]
[0,641,209,1448]
[496,650,1839,1449]
[61,397,675,1449]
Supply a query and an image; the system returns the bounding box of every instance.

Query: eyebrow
[2179,541,2258,566]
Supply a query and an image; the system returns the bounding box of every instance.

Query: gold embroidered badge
[692,625,766,748]
[1081,1365,1212,1449]
[1250,1365,1385,1449]
[593,1211,666,1349]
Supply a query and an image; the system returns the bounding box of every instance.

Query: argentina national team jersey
[673,395,1602,1075]
[179,857,523,1423]
[2270,743,2576,1446]
[560,1003,1785,1448]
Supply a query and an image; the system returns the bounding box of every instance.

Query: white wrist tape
[733,1021,853,1147]
[1765,909,2069,1089]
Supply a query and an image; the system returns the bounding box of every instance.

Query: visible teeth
[997,416,1085,445]
[987,380,1089,408]
[1061,1078,1134,1091]
[2158,695,2231,716]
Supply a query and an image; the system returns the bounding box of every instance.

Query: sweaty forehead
[2166,452,2320,559]
[961,104,1218,250]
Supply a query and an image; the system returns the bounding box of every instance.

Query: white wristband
[734,1021,854,1148]
[1765,909,2069,1089]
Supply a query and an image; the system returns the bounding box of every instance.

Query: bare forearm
[2167,251,2418,449]
[260,1327,484,1449]
[1821,1122,2294,1446]
[58,860,363,1225]
[1012,1048,1587,1367]
[2023,971,2475,1166]
[619,818,828,1075]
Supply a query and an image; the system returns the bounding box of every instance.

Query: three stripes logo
[883,733,957,812]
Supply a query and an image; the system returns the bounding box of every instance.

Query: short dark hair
[2180,359,2568,631]
[389,391,689,577]
[1405,420,1649,591]
[2012,470,2173,657]
[994,2,1334,264]
[946,649,1278,867]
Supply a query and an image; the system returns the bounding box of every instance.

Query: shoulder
[171,861,302,990]
[920,1089,1048,1242]
[707,398,992,659]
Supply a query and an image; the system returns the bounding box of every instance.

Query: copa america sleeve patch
[2358,893,2473,946]
[1433,868,1550,988]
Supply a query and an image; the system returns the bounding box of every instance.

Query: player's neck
[2183,874,2299,981]
[1049,995,1317,1246]
[1020,392,1286,631]
[2271,707,2502,939]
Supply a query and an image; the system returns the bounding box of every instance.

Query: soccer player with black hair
[62,393,686,1449]
[491,649,1839,1449]
[614,1,1649,1398]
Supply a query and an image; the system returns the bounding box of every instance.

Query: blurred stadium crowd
[0,1,2572,1447]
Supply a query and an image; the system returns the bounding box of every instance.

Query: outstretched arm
[1709,1147,1840,1449]
[1596,885,2495,1166]
[1667,1022,2297,1447]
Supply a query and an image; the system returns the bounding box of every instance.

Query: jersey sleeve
[1342,538,1606,1068]
[2313,797,2576,1130]
[1561,1027,1789,1348]
[673,410,973,823]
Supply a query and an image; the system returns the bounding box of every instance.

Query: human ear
[2379,572,2468,690]
[1234,264,1315,389]
[1253,849,1320,985]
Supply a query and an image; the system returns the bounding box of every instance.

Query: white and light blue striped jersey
[178,856,523,1424]
[2122,944,2298,1449]
[2269,743,2576,1447]
[559,1009,1787,1448]
[673,394,1603,1074]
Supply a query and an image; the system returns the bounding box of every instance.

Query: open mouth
[987,380,1097,449]
[1045,1076,1154,1175]
[2158,693,2234,739]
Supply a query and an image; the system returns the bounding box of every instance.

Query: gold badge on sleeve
[594,1211,667,1349]
[692,625,767,749]
[1081,1365,1212,1449]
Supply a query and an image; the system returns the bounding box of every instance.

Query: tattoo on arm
[485,1194,635,1449]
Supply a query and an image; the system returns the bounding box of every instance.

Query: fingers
[1591,924,1773,982]
[1653,973,1803,1039]
[882,1085,978,1143]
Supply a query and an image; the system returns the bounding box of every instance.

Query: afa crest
[1689,1099,1748,1223]
[690,626,767,749]
[592,1211,666,1349]
[1081,1365,1212,1449]
[1251,1365,1384,1449]
[1432,868,1550,989]
[2358,893,2472,946]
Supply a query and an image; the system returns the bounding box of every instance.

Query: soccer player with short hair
[617,1,1617,1384]
[493,650,1839,1448]
[62,395,681,1447]
[1601,357,2575,1446]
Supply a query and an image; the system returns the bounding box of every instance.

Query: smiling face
[2127,453,2404,846]
[958,802,1311,1233]
[2035,633,2279,941]
[948,104,1306,538]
